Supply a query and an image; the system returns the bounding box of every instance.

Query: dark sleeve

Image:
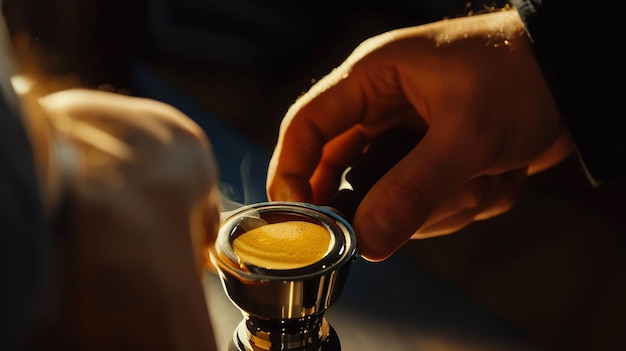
[509,0,626,186]
[0,15,47,351]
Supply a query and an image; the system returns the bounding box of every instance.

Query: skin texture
[266,9,573,262]
[22,88,220,350]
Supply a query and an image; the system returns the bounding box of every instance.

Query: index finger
[266,64,367,203]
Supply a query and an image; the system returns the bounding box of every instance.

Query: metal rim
[212,201,357,282]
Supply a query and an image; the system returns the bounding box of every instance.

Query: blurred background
[3,0,502,151]
[3,0,626,350]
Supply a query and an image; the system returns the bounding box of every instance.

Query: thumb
[353,130,473,261]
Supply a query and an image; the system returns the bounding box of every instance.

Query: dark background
[3,1,626,350]
[3,0,507,151]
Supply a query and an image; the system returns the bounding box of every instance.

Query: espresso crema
[232,221,331,270]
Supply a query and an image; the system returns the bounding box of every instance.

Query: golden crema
[232,221,331,270]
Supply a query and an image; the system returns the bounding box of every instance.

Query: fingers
[309,127,370,204]
[416,169,527,237]
[354,156,527,261]
[352,129,471,261]
[36,89,220,348]
[40,89,221,242]
[351,120,526,261]
[40,89,209,146]
[266,61,367,203]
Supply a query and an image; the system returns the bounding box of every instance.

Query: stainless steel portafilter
[211,202,356,351]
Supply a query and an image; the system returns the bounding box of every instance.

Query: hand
[266,9,573,262]
[36,89,220,350]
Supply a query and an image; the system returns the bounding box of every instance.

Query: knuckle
[493,190,517,214]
